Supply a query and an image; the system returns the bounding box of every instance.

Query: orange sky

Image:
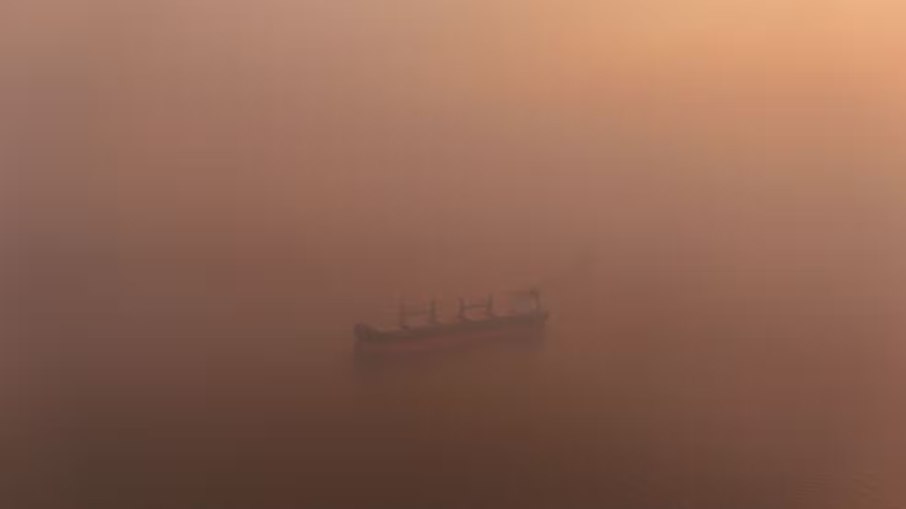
[5,0,906,246]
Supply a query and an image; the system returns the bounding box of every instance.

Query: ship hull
[354,311,548,358]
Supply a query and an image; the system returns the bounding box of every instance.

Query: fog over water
[5,1,906,508]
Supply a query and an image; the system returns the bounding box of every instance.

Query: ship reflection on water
[353,326,547,376]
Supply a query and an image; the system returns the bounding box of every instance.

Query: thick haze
[8,0,905,341]
[5,1,906,508]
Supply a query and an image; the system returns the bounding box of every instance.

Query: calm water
[12,251,906,509]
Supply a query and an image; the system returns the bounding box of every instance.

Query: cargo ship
[354,289,548,357]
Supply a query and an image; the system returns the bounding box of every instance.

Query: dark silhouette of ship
[354,289,549,357]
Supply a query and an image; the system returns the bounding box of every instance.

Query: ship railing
[395,288,541,328]
[397,299,439,329]
[503,288,543,314]
[458,294,495,320]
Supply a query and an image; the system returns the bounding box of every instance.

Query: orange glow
[6,1,906,508]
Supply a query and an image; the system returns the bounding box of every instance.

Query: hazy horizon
[6,1,906,507]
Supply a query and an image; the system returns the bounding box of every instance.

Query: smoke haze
[5,1,906,507]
